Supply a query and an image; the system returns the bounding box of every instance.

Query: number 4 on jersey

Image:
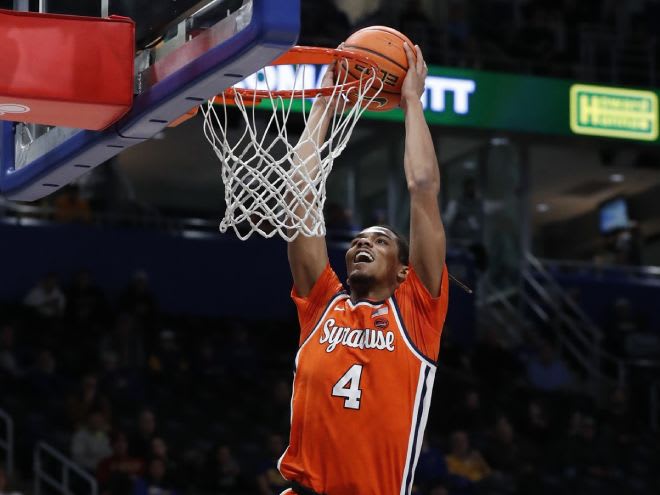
[332,364,363,410]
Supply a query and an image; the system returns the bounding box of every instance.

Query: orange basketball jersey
[278,263,449,495]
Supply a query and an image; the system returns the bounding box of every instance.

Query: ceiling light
[491,137,509,146]
[536,203,550,213]
[609,173,624,183]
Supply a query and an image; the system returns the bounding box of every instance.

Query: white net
[201,58,383,241]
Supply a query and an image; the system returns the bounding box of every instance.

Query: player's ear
[397,265,409,284]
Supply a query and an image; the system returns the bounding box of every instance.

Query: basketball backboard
[0,0,300,201]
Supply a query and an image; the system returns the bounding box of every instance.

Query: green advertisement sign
[372,67,660,144]
[368,66,573,135]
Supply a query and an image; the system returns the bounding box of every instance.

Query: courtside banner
[228,65,660,144]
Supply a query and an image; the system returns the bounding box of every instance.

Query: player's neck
[349,283,394,303]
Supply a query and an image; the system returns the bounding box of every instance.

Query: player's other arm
[401,43,446,296]
[287,66,337,296]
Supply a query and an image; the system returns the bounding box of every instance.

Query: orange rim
[221,46,381,101]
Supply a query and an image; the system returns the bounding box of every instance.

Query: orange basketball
[338,26,416,111]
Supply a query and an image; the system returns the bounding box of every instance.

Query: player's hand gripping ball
[336,26,417,111]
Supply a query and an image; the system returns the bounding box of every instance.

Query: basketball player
[279,43,447,495]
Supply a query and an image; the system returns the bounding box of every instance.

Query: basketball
[338,26,416,111]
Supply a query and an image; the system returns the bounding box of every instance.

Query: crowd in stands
[300,0,660,84]
[1,266,658,495]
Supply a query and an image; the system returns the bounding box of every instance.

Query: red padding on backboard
[0,10,134,130]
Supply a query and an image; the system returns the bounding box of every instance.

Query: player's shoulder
[395,264,448,299]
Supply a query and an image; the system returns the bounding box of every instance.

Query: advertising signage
[230,64,660,143]
[570,84,658,141]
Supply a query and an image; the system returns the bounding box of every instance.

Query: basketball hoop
[201,46,383,241]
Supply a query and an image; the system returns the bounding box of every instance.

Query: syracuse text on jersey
[319,317,395,353]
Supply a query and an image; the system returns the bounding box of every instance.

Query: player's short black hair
[375,225,409,266]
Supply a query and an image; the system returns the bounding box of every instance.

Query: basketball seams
[343,43,409,73]
[362,26,416,54]
[362,25,415,45]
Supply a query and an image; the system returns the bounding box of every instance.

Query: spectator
[482,415,540,493]
[0,466,22,495]
[445,178,481,243]
[445,0,480,67]
[471,326,522,391]
[428,484,449,495]
[191,339,226,404]
[130,409,159,460]
[526,340,574,392]
[299,0,350,47]
[23,273,66,318]
[445,430,492,483]
[76,156,136,213]
[560,414,622,494]
[608,297,648,359]
[482,415,537,482]
[335,0,388,30]
[98,351,143,414]
[147,329,188,382]
[53,184,92,223]
[484,0,517,28]
[398,0,436,59]
[25,349,66,412]
[71,410,113,472]
[606,297,641,337]
[100,314,145,369]
[612,224,642,265]
[447,389,488,434]
[65,269,107,325]
[66,373,111,429]
[203,444,244,494]
[325,202,359,238]
[220,324,259,379]
[599,387,639,445]
[444,177,488,272]
[133,458,178,495]
[256,433,288,495]
[271,379,291,409]
[521,399,553,446]
[255,378,293,433]
[415,438,449,489]
[509,2,558,71]
[0,323,22,379]
[97,431,145,495]
[150,437,182,490]
[606,297,658,359]
[119,271,157,326]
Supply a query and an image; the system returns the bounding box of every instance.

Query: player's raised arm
[401,43,446,295]
[286,65,337,296]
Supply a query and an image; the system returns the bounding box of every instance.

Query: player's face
[346,227,403,289]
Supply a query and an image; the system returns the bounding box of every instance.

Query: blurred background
[1,1,659,495]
